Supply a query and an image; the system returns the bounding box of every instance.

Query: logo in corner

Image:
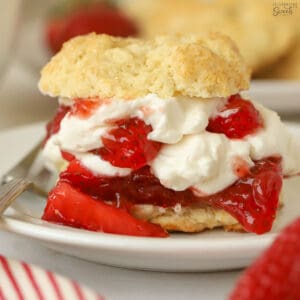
[273,0,298,16]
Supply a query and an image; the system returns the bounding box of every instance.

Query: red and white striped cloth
[0,256,104,300]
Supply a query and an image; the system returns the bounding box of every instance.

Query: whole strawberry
[229,217,300,300]
[46,1,138,53]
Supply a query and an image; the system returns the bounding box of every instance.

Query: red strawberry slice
[43,105,70,145]
[230,217,300,300]
[42,180,168,238]
[207,94,263,139]
[46,3,138,54]
[95,117,162,170]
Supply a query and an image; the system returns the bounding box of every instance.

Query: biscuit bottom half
[131,194,283,233]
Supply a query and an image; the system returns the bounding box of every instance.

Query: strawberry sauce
[60,156,282,234]
[207,94,263,139]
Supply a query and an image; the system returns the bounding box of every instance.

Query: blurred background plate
[250,80,300,113]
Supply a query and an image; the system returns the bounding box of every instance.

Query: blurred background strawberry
[45,0,138,53]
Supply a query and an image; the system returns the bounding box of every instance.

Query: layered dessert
[39,33,300,237]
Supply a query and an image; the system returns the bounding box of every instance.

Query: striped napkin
[0,256,104,300]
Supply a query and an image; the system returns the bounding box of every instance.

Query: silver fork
[0,178,33,215]
[0,143,56,215]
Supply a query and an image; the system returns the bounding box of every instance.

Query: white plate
[0,122,300,272]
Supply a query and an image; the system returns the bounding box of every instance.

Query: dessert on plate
[39,33,300,237]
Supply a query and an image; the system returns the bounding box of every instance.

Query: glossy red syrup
[60,160,196,207]
[207,94,264,139]
[70,99,100,118]
[95,117,162,169]
[202,157,282,234]
[60,156,282,234]
[43,105,70,145]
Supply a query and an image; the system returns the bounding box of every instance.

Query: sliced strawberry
[42,180,168,238]
[230,217,300,300]
[43,105,70,145]
[207,94,263,139]
[95,117,162,170]
[70,98,100,119]
[45,3,138,54]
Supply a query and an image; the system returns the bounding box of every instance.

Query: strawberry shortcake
[39,33,300,237]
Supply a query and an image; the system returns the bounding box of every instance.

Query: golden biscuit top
[39,33,250,100]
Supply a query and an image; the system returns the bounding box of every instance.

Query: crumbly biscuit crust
[131,193,283,233]
[131,205,242,233]
[39,33,250,100]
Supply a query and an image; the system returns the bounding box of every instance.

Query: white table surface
[0,60,242,299]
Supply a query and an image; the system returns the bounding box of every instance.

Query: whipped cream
[43,135,67,173]
[151,132,253,194]
[76,153,131,177]
[246,102,300,175]
[43,94,300,195]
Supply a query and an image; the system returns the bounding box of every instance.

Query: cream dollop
[246,102,300,175]
[42,135,66,173]
[151,132,253,194]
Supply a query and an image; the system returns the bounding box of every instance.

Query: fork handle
[0,178,32,215]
